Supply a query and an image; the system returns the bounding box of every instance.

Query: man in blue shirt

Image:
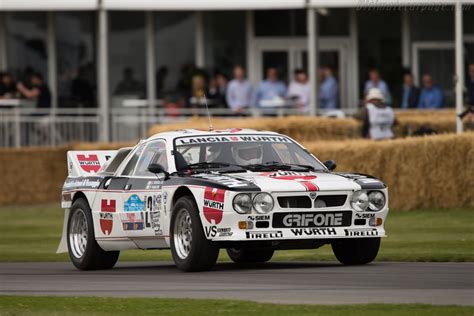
[319,66,339,109]
[400,73,420,109]
[364,68,392,105]
[252,68,287,107]
[418,74,444,109]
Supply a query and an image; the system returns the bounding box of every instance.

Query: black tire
[226,247,274,264]
[170,196,219,272]
[331,238,381,265]
[67,198,119,270]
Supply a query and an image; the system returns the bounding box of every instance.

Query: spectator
[17,72,51,108]
[0,72,18,99]
[71,66,94,108]
[400,72,420,109]
[155,66,169,98]
[226,65,253,114]
[287,69,310,112]
[357,88,395,140]
[364,68,392,105]
[114,67,144,96]
[467,63,474,106]
[319,66,338,109]
[208,72,228,108]
[252,67,287,107]
[418,74,444,109]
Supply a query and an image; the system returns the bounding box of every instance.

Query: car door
[122,140,168,248]
[90,145,143,241]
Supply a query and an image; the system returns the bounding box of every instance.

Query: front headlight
[368,191,386,211]
[233,193,252,214]
[253,192,274,214]
[351,190,369,212]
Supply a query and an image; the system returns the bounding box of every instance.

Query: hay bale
[0,132,472,211]
[148,116,361,141]
[303,132,474,210]
[0,146,68,205]
[148,110,468,141]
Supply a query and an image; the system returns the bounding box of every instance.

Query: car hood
[231,171,361,192]
[189,170,384,192]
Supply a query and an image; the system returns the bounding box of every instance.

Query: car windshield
[174,134,326,171]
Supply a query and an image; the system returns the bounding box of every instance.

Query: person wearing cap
[357,88,395,140]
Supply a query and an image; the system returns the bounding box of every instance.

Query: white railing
[0,101,352,147]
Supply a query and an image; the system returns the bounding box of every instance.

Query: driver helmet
[207,145,222,162]
[232,143,263,165]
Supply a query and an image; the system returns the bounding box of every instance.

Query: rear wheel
[227,247,274,264]
[331,238,380,265]
[170,196,219,272]
[67,198,119,270]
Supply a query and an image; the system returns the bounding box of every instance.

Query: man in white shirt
[287,69,310,113]
[363,88,395,140]
[226,65,253,114]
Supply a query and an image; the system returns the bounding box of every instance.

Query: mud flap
[56,208,70,254]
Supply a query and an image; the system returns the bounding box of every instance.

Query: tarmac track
[0,261,473,305]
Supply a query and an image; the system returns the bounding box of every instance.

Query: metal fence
[1,105,330,147]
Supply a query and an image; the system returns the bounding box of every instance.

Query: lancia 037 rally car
[58,129,389,271]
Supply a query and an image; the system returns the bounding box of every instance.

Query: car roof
[146,128,280,142]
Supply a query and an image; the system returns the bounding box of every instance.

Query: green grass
[0,296,472,316]
[0,204,473,262]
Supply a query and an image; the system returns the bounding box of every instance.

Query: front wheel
[331,238,381,265]
[67,198,119,270]
[227,248,274,264]
[170,196,219,272]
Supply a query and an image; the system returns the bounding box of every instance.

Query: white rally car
[58,129,389,271]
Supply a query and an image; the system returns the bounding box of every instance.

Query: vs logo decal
[100,199,116,235]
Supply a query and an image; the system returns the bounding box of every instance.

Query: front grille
[314,195,347,208]
[278,194,347,209]
[278,196,312,208]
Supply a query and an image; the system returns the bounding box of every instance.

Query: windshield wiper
[245,162,316,172]
[179,162,247,174]
[182,162,231,170]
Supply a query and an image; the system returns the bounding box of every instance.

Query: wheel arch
[172,186,198,210]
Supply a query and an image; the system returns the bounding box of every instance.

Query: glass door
[254,38,351,109]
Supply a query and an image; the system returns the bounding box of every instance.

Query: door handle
[124,184,131,190]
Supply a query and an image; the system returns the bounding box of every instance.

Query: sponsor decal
[246,230,283,239]
[344,228,379,237]
[124,194,145,212]
[291,227,336,236]
[163,191,169,215]
[121,212,145,231]
[177,135,290,145]
[100,199,116,235]
[203,187,225,224]
[260,171,319,192]
[247,215,270,221]
[146,180,162,190]
[194,173,250,188]
[145,195,163,235]
[204,226,234,238]
[63,177,102,190]
[273,211,352,228]
[77,154,101,173]
[355,213,375,219]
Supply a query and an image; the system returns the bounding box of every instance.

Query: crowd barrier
[0,132,472,210]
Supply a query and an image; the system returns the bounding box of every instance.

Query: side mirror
[323,160,337,171]
[148,163,169,178]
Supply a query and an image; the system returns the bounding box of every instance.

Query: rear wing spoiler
[67,151,117,177]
